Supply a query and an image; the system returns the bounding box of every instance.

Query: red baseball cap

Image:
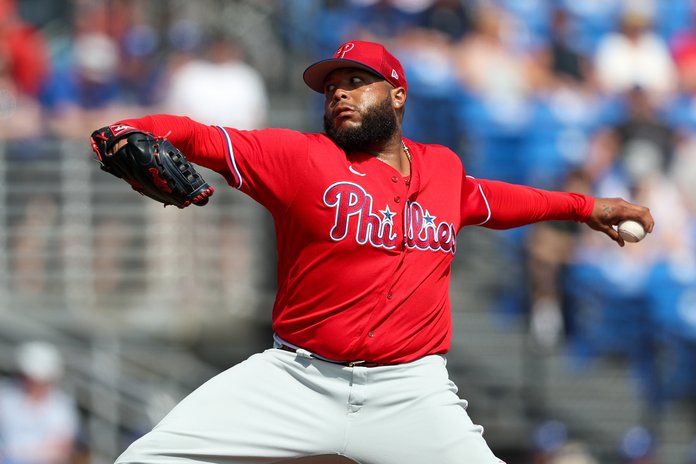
[303,40,407,94]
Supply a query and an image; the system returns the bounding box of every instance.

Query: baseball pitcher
[89,41,654,464]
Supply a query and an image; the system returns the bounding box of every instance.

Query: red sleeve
[116,114,310,214]
[461,177,594,229]
[117,114,229,173]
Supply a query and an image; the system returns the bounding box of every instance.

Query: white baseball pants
[116,348,504,464]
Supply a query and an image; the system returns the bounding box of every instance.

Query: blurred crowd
[2,0,696,462]
[0,0,269,140]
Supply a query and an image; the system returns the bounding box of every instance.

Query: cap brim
[303,58,385,93]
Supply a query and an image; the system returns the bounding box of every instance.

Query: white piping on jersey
[466,175,491,225]
[216,125,243,189]
[348,165,366,176]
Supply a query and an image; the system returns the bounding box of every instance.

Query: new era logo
[391,69,399,80]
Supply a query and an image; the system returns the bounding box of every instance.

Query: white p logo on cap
[336,42,355,58]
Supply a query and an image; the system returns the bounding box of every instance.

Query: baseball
[617,220,646,243]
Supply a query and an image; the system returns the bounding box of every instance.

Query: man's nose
[332,87,349,102]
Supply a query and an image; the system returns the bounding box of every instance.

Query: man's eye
[351,76,363,84]
[324,84,335,94]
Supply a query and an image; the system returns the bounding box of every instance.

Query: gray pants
[116,349,504,464]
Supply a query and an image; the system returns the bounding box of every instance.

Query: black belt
[277,344,386,368]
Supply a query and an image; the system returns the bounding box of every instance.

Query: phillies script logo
[323,182,456,253]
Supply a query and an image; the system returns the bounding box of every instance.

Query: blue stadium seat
[564,262,651,360]
[455,91,533,184]
[642,262,696,405]
[522,99,571,189]
[559,1,623,55]
[497,0,553,50]
[663,95,696,133]
[401,59,462,151]
[653,0,693,40]
[648,262,696,341]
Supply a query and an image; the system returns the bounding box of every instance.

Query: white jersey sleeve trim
[466,175,491,226]
[216,125,243,189]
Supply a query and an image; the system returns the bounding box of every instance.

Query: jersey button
[391,176,398,183]
[394,196,401,203]
[387,292,393,299]
[368,331,375,338]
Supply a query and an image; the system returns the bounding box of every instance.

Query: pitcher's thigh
[116,350,347,464]
[345,360,503,464]
[353,399,501,464]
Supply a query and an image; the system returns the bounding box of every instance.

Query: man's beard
[324,97,397,152]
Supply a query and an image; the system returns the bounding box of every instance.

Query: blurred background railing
[1,0,696,463]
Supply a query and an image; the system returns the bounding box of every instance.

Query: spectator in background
[0,0,50,99]
[670,13,696,94]
[44,1,122,138]
[69,3,121,110]
[453,4,546,124]
[527,170,593,349]
[0,51,43,140]
[164,33,267,128]
[0,0,48,140]
[419,0,471,41]
[116,1,163,108]
[545,7,589,85]
[0,341,79,464]
[594,7,677,101]
[586,86,677,187]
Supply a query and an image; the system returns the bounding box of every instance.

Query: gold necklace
[402,140,412,163]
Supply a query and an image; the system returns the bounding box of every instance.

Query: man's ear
[392,87,406,109]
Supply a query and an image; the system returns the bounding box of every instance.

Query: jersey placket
[357,158,414,351]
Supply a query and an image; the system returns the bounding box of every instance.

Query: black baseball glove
[90,124,214,208]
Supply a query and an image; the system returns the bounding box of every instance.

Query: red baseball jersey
[118,115,594,363]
